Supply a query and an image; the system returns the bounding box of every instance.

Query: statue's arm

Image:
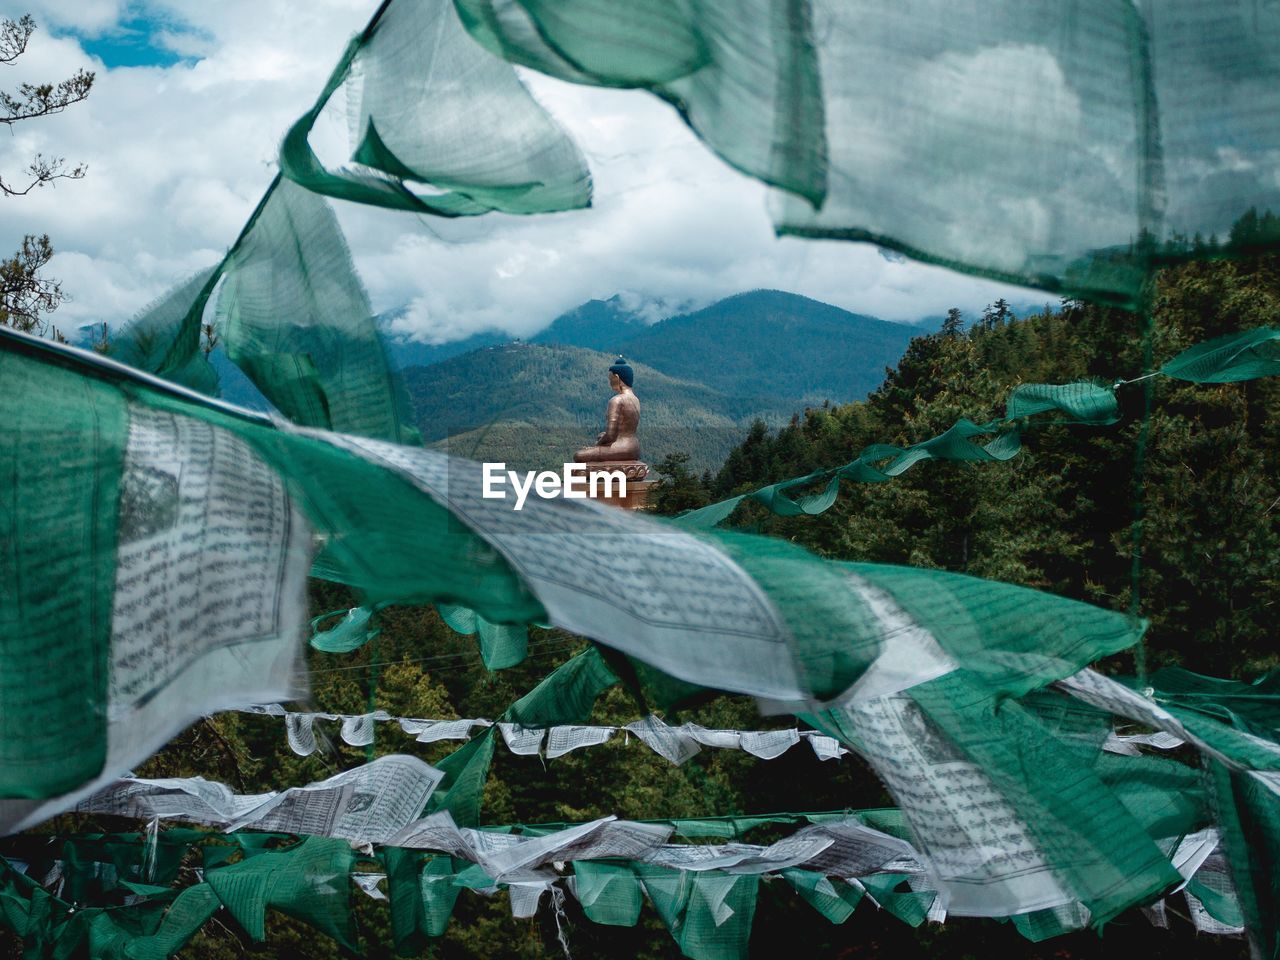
[598,396,623,444]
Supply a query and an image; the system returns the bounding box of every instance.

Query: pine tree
[0,15,94,337]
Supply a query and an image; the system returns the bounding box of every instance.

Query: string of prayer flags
[245,706,841,763]
[674,380,1117,528]
[0,807,1247,960]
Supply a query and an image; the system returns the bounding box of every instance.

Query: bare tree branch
[0,14,34,65]
[0,68,95,124]
[0,152,86,196]
[0,15,92,335]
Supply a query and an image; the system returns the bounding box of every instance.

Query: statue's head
[608,356,634,390]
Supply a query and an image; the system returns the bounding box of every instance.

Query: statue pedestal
[582,462,654,510]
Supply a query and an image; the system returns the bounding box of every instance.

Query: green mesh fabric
[1185,855,1247,932]
[0,347,124,797]
[435,604,529,670]
[887,420,1021,473]
[135,390,541,624]
[281,0,590,216]
[1121,664,1280,955]
[769,0,1159,305]
[1160,326,1280,383]
[476,618,529,670]
[110,270,219,395]
[215,177,414,444]
[807,677,1202,924]
[1142,666,1280,736]
[909,671,1180,924]
[782,869,863,924]
[309,606,379,653]
[839,561,1146,699]
[858,873,934,927]
[634,866,688,943]
[427,729,498,828]
[436,603,477,635]
[1209,763,1280,958]
[456,0,824,207]
[572,861,643,926]
[445,1,1280,306]
[122,884,220,960]
[428,647,618,824]
[504,646,619,727]
[700,530,891,702]
[1008,902,1091,942]
[114,178,416,445]
[382,849,461,949]
[57,837,184,904]
[416,856,464,937]
[1093,751,1205,843]
[0,862,52,940]
[675,873,759,960]
[1003,381,1120,424]
[204,835,357,949]
[703,529,1145,705]
[381,846,421,950]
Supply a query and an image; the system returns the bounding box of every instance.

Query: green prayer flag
[205,836,357,949]
[1161,326,1280,383]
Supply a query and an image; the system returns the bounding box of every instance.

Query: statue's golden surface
[575,357,647,479]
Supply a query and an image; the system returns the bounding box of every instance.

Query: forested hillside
[654,252,1280,680]
[404,342,797,472]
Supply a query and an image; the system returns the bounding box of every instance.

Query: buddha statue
[575,356,648,480]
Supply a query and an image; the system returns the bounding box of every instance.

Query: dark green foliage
[651,452,712,514]
[941,307,964,338]
[671,251,1280,680]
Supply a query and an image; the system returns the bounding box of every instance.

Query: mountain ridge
[404,341,800,472]
[614,289,920,401]
[400,290,926,472]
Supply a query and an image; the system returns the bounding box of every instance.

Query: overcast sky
[3,1,1047,343]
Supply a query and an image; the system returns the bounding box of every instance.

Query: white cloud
[21,0,128,34]
[0,1,1044,340]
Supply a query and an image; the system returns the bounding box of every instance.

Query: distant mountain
[398,289,926,472]
[528,296,648,352]
[113,288,925,473]
[375,306,511,370]
[376,296,650,370]
[384,291,921,413]
[615,290,919,403]
[403,343,797,473]
[383,329,510,369]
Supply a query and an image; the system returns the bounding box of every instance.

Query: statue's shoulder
[609,391,638,410]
